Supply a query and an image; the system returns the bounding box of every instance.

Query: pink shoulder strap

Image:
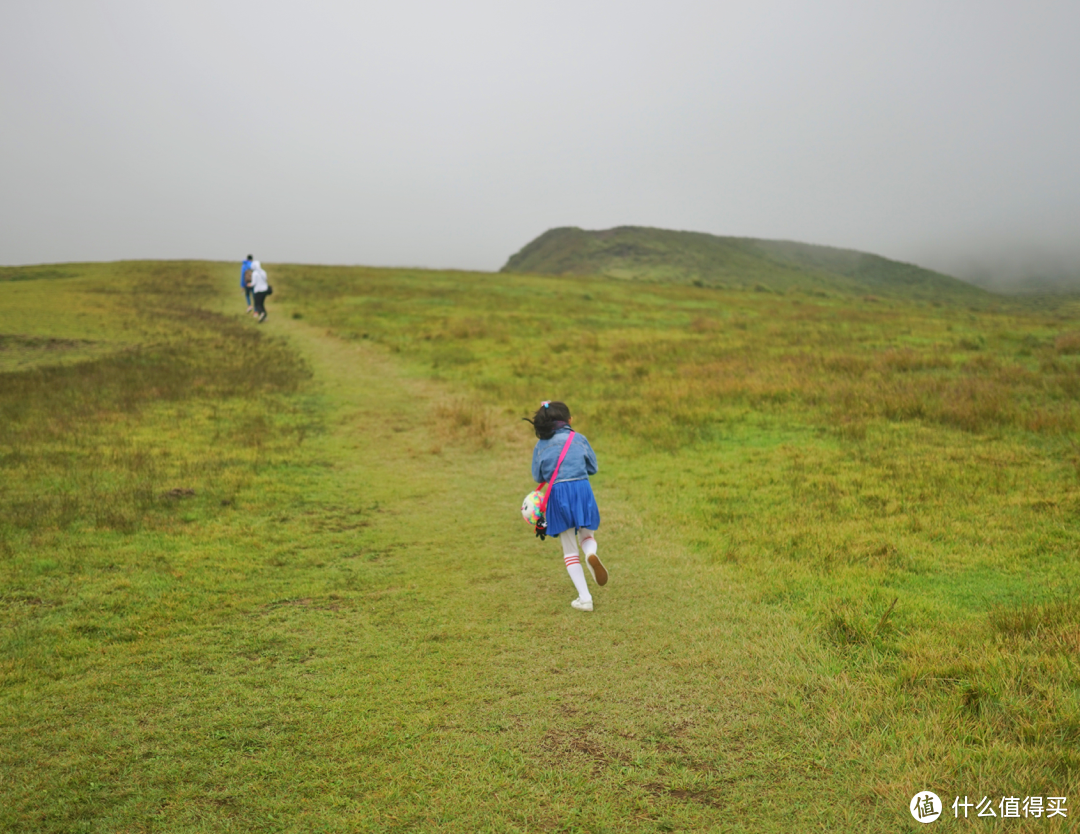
[539,431,575,513]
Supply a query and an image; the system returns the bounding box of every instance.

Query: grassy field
[1,260,1078,832]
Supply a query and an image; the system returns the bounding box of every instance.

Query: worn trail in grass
[233,310,863,830]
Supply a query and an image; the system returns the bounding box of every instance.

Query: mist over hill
[914,239,1080,296]
[502,226,989,301]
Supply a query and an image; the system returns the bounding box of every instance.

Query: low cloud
[914,234,1080,293]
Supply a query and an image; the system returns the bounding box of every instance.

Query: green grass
[2,260,1078,832]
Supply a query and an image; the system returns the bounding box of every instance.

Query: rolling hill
[501,225,988,301]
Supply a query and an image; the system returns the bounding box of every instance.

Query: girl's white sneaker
[570,597,593,612]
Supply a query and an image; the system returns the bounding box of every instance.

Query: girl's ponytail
[524,400,571,440]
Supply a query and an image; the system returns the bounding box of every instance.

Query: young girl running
[527,401,608,612]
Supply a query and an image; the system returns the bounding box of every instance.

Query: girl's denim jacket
[531,427,598,484]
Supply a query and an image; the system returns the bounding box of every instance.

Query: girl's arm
[583,437,598,476]
[531,444,544,483]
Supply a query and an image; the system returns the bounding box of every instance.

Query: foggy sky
[2,1,1079,285]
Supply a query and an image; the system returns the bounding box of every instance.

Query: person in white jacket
[249,260,270,323]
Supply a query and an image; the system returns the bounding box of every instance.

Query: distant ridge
[501,226,987,300]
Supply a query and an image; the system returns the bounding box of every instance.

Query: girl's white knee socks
[560,529,593,601]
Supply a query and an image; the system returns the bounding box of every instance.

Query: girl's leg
[579,528,607,586]
[559,528,592,607]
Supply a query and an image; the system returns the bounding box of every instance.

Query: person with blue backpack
[241,254,255,315]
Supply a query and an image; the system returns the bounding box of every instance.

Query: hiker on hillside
[249,260,270,324]
[241,254,255,315]
[525,401,608,612]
